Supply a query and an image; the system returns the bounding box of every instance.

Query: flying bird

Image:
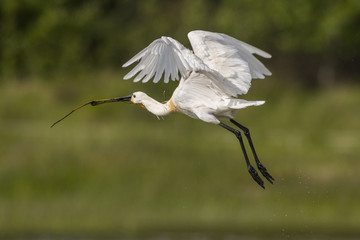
[52,30,274,188]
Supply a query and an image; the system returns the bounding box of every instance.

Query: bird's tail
[228,99,265,109]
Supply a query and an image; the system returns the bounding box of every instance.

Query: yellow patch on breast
[168,99,179,113]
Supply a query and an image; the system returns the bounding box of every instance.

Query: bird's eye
[133,95,136,98]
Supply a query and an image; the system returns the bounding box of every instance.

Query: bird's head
[130,91,149,109]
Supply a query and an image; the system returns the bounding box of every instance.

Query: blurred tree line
[1,0,359,86]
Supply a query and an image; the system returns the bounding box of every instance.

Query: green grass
[0,73,359,238]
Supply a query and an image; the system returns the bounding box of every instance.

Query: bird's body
[133,73,264,124]
[127,30,270,125]
[52,30,274,188]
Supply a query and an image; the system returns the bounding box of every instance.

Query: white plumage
[123,30,271,125]
[121,30,274,188]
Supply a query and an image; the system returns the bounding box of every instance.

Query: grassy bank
[0,73,359,238]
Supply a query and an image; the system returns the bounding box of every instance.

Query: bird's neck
[141,97,177,117]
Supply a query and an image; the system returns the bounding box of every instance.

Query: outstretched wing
[123,36,206,83]
[188,30,271,95]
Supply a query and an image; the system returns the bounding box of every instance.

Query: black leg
[219,122,265,189]
[230,119,274,184]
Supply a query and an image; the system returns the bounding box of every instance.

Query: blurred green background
[1,0,360,239]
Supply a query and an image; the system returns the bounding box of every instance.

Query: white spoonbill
[52,30,274,188]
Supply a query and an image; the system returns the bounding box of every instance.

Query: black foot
[257,163,275,184]
[248,165,264,189]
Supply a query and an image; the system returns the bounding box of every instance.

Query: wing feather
[140,54,159,83]
[123,36,202,83]
[188,30,271,95]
